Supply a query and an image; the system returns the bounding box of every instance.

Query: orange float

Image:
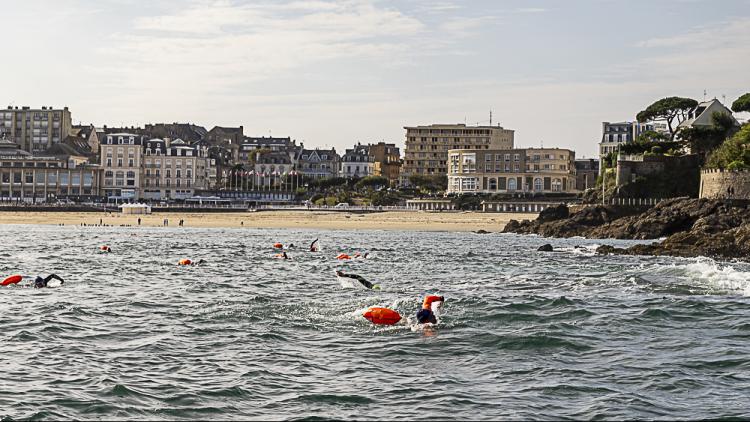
[363,307,402,325]
[423,295,444,309]
[273,243,283,249]
[178,259,192,266]
[100,245,111,252]
[336,253,351,260]
[1,275,23,286]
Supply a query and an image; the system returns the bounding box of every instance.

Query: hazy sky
[2,0,749,157]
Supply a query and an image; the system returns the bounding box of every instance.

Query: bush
[727,160,748,171]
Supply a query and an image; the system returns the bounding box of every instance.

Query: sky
[2,0,749,158]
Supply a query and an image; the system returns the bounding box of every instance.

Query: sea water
[1,224,749,420]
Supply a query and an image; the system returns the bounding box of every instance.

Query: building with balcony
[340,144,374,178]
[101,133,146,200]
[298,148,339,179]
[141,139,212,200]
[598,121,654,174]
[401,123,514,185]
[447,147,576,194]
[0,106,73,154]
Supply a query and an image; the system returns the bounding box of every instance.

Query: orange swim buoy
[336,253,351,260]
[273,243,283,249]
[178,259,192,266]
[363,307,402,325]
[1,275,23,286]
[423,295,444,309]
[100,245,111,252]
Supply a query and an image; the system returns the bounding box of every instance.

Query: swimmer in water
[34,274,65,288]
[274,252,290,260]
[416,295,445,324]
[310,238,319,252]
[335,270,380,290]
[353,252,369,259]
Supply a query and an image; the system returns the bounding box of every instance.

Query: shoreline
[0,210,538,232]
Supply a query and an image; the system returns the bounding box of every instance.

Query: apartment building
[368,142,401,185]
[598,121,654,174]
[340,144,374,178]
[0,106,73,154]
[239,136,299,162]
[298,148,339,179]
[447,147,576,194]
[402,124,514,185]
[141,139,212,200]
[0,138,101,202]
[101,133,146,200]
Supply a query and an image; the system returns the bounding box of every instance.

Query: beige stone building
[368,142,401,186]
[447,147,576,194]
[0,139,101,202]
[101,133,146,200]
[142,139,212,200]
[0,106,73,154]
[401,124,514,185]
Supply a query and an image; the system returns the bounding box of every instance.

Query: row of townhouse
[100,133,214,201]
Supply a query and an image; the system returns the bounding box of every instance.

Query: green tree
[732,93,750,113]
[706,123,750,169]
[408,174,448,193]
[636,97,698,140]
[355,176,389,190]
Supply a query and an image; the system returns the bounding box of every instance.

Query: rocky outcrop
[537,244,554,252]
[504,197,750,260]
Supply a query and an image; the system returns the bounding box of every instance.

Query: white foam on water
[681,258,750,296]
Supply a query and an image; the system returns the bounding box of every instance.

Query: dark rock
[475,230,491,234]
[537,244,554,252]
[537,204,569,223]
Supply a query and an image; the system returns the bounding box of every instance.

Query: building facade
[368,142,401,185]
[574,158,600,191]
[0,139,101,202]
[598,121,654,174]
[298,148,339,179]
[101,133,146,200]
[402,124,515,185]
[340,144,374,178]
[447,148,576,194]
[141,139,212,200]
[0,106,73,154]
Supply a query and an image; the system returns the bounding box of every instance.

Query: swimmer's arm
[44,274,65,285]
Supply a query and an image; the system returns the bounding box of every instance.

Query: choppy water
[2,224,750,420]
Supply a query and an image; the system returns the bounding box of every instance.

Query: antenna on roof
[489,110,493,126]
[703,89,707,101]
[722,94,726,104]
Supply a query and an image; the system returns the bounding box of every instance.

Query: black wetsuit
[336,271,374,289]
[34,274,64,288]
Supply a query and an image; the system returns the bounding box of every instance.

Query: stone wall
[700,169,750,199]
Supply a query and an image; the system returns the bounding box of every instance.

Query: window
[489,178,497,190]
[514,154,520,162]
[126,171,135,179]
[552,179,562,192]
[534,178,543,191]
[508,178,517,191]
[504,154,510,161]
[117,159,123,167]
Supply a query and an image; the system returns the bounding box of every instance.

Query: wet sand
[0,210,537,232]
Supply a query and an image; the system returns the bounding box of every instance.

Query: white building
[142,139,212,200]
[340,143,374,178]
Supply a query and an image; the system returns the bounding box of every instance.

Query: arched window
[489,178,497,190]
[534,178,543,191]
[508,178,517,191]
[126,171,135,179]
[115,171,124,179]
[552,178,562,192]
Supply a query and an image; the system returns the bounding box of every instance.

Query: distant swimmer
[178,259,205,266]
[354,252,369,259]
[335,270,380,290]
[416,295,445,324]
[100,245,112,253]
[34,274,65,289]
[274,252,290,260]
[310,239,319,252]
[336,253,351,260]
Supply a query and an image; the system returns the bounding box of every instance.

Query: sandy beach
[0,210,537,232]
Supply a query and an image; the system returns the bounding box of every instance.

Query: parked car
[334,203,350,208]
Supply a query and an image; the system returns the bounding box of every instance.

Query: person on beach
[416,295,445,324]
[335,270,380,290]
[34,274,65,288]
[310,239,319,252]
